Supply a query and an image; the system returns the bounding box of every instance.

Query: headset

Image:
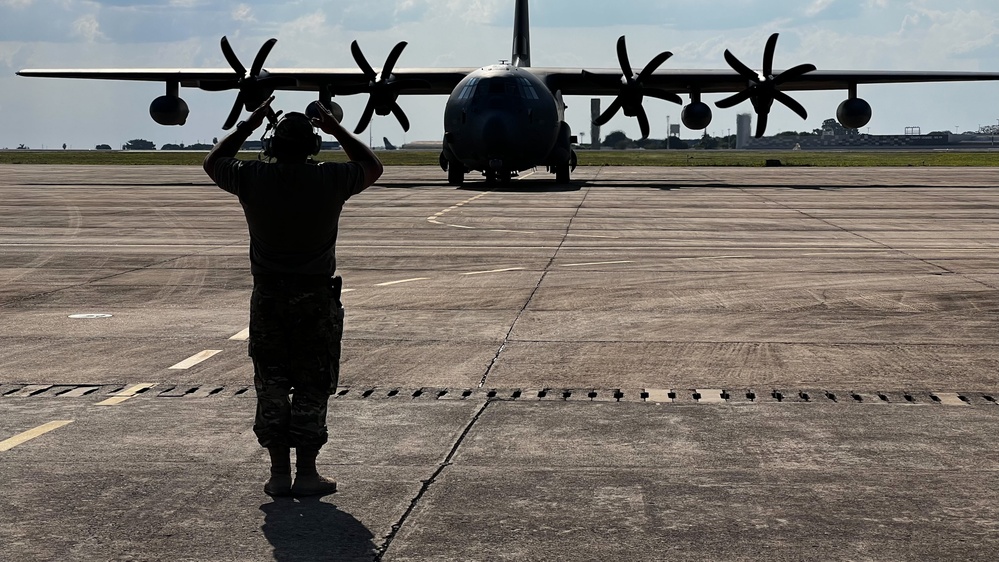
[261,111,322,158]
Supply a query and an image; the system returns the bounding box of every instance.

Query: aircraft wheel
[554,165,570,184]
[448,165,464,186]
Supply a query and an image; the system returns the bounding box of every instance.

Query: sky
[2,0,999,149]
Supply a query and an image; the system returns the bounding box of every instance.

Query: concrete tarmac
[1,164,997,561]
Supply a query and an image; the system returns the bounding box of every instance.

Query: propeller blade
[772,63,817,86]
[249,38,277,77]
[350,41,376,79]
[222,92,245,130]
[390,104,411,132]
[645,89,683,105]
[637,51,673,82]
[715,89,753,109]
[382,41,408,78]
[723,49,758,81]
[220,36,246,76]
[636,107,651,140]
[354,100,376,134]
[774,91,808,120]
[616,36,633,78]
[594,98,623,125]
[754,113,769,138]
[763,33,779,77]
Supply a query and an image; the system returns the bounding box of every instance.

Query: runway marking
[0,420,74,452]
[566,233,619,239]
[427,192,491,228]
[675,255,752,260]
[491,229,535,234]
[560,260,634,267]
[376,278,430,287]
[933,392,969,406]
[96,383,157,406]
[695,389,728,404]
[462,267,526,276]
[229,328,249,341]
[169,350,222,370]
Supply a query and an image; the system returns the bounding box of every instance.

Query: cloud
[72,13,106,42]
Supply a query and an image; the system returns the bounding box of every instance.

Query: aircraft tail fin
[512,0,530,67]
[383,137,397,150]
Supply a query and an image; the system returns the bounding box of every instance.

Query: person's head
[264,112,322,161]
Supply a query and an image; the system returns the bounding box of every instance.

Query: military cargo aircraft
[17,0,999,185]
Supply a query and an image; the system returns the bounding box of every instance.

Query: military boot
[291,448,337,496]
[263,446,293,497]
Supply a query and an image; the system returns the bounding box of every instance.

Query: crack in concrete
[374,399,492,561]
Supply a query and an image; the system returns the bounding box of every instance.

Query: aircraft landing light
[0,420,74,452]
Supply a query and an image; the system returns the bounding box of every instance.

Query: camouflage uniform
[250,275,344,449]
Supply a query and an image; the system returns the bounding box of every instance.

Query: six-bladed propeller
[585,36,682,139]
[339,40,430,134]
[714,33,816,137]
[201,36,294,130]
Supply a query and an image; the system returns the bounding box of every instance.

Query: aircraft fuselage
[443,65,561,176]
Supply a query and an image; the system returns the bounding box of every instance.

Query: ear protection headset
[262,111,322,157]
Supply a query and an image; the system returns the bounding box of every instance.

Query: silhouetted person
[204,97,382,496]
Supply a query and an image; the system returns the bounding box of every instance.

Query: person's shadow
[260,497,377,561]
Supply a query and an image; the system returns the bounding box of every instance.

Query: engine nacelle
[681,102,712,131]
[149,95,189,126]
[305,100,344,124]
[837,98,872,130]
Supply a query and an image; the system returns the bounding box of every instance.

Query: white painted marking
[675,256,751,261]
[933,392,969,406]
[566,234,619,239]
[561,261,634,267]
[490,229,535,234]
[0,420,74,452]
[95,383,157,406]
[342,288,356,293]
[375,278,430,287]
[644,389,673,403]
[462,267,526,276]
[229,328,250,341]
[68,313,113,319]
[447,224,475,229]
[169,350,222,370]
[695,389,727,404]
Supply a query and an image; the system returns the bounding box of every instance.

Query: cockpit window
[518,77,539,100]
[472,76,540,99]
[457,77,480,100]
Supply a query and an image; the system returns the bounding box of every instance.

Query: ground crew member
[204,96,383,496]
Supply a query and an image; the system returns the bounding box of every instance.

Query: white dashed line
[376,278,430,287]
[560,261,634,267]
[169,350,222,370]
[95,383,158,406]
[229,328,250,341]
[462,267,526,276]
[0,420,74,452]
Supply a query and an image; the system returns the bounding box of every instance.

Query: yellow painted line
[462,267,525,276]
[169,350,222,370]
[560,261,634,267]
[95,383,157,406]
[376,278,430,287]
[229,328,250,341]
[0,420,74,452]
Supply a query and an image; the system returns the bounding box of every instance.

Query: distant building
[736,113,752,149]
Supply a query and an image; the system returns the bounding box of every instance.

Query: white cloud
[231,3,254,23]
[1,0,34,8]
[805,0,836,17]
[71,14,106,42]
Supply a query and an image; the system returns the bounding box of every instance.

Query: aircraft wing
[537,68,999,96]
[15,68,474,96]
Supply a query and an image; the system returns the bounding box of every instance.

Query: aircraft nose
[481,113,511,155]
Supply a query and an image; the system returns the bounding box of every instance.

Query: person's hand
[243,95,275,131]
[311,102,342,135]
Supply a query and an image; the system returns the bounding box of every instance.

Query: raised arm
[203,96,274,183]
[312,104,383,190]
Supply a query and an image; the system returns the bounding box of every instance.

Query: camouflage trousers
[249,275,344,450]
